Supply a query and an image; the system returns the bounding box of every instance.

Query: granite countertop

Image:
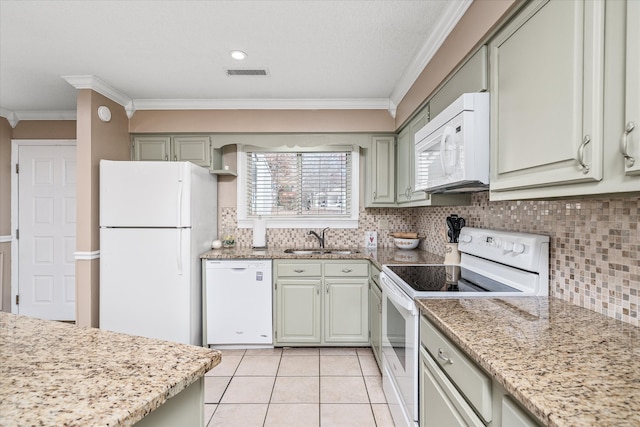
[0,312,221,427]
[416,297,640,427]
[200,246,444,270]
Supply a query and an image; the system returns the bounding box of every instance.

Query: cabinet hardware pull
[437,348,453,365]
[577,135,591,174]
[294,269,305,273]
[342,269,352,273]
[373,191,377,200]
[164,155,168,161]
[326,285,330,294]
[174,155,177,161]
[316,285,320,295]
[620,122,636,167]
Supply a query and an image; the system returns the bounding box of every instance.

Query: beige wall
[130,109,395,133]
[12,120,77,139]
[75,90,130,327]
[395,0,518,127]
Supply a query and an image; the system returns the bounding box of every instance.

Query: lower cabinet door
[275,279,321,344]
[369,280,382,366]
[324,278,369,343]
[420,348,484,427]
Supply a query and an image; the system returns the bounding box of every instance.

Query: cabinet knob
[620,122,636,168]
[577,135,591,174]
[437,348,454,365]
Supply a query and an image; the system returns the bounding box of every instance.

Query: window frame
[237,145,359,229]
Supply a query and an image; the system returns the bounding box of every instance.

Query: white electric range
[380,227,550,427]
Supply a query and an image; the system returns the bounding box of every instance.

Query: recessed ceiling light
[229,50,247,60]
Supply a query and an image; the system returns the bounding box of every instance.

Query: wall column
[75,90,130,327]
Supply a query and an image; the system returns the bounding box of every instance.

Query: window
[238,145,359,228]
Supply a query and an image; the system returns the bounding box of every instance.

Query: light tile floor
[204,347,395,427]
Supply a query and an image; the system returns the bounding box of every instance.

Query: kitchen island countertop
[0,312,221,427]
[200,246,444,269]
[416,297,640,427]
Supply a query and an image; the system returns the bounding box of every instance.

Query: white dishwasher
[205,260,273,348]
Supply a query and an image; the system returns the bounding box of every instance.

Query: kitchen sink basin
[284,248,360,255]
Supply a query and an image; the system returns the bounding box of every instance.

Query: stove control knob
[502,241,514,251]
[459,234,472,243]
[512,242,526,254]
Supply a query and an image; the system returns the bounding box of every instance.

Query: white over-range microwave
[414,92,490,193]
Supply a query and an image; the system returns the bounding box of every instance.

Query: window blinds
[246,150,351,217]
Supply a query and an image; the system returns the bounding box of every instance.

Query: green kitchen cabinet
[397,108,429,205]
[489,0,605,191]
[274,261,322,344]
[275,278,322,344]
[273,260,369,346]
[369,264,382,368]
[324,262,369,344]
[132,135,212,168]
[365,135,396,207]
[489,0,639,199]
[623,0,640,176]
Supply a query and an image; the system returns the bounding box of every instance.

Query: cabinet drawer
[277,263,322,277]
[324,263,368,277]
[420,317,492,422]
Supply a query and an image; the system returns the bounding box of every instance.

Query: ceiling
[0,0,471,122]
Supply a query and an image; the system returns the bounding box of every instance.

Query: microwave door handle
[439,126,455,176]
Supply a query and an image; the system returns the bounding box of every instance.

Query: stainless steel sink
[284,248,360,255]
[284,249,324,255]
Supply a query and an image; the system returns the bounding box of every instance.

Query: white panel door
[18,145,76,321]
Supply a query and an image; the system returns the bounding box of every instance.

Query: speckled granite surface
[416,297,640,427]
[200,246,444,270]
[0,312,221,427]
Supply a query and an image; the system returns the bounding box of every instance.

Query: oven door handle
[381,274,418,315]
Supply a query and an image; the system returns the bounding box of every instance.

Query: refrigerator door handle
[176,179,184,227]
[176,229,183,275]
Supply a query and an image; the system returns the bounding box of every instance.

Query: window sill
[237,217,358,229]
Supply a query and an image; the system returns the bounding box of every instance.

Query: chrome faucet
[308,227,330,248]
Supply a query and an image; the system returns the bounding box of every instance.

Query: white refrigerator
[99,160,217,346]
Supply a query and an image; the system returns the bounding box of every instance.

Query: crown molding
[0,108,76,127]
[132,98,391,111]
[0,108,18,127]
[389,0,472,106]
[62,75,135,118]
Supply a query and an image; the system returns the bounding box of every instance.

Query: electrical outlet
[378,219,389,230]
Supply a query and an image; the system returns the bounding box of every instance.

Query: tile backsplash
[219,193,639,326]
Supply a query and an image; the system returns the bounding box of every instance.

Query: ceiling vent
[226,69,269,77]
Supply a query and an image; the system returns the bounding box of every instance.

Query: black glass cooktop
[385,265,520,293]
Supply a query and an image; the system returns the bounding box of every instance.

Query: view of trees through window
[247,151,351,217]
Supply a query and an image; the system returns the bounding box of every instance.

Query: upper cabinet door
[366,136,396,206]
[623,0,640,175]
[489,0,605,191]
[132,136,171,161]
[173,136,212,168]
[397,110,429,204]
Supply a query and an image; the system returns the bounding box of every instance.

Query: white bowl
[394,238,420,250]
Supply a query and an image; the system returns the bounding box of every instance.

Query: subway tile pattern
[219,193,639,326]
